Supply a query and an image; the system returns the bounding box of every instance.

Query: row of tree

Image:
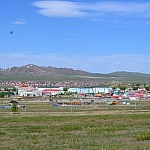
[0,91,15,98]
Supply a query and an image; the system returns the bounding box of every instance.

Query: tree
[0,92,5,98]
[8,91,11,97]
[144,85,150,91]
[12,87,17,91]
[11,102,18,113]
[63,87,68,95]
[133,86,138,90]
[119,86,127,91]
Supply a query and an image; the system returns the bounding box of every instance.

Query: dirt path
[1,110,150,117]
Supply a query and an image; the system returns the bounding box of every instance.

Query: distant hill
[0,64,150,82]
[108,71,150,81]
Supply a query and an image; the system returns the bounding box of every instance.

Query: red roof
[42,89,60,92]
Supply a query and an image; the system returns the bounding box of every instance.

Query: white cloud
[13,20,26,25]
[33,1,88,17]
[32,1,150,18]
[1,53,150,74]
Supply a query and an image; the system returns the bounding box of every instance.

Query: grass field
[0,99,150,150]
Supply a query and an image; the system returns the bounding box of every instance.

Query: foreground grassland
[0,99,149,149]
[0,112,150,150]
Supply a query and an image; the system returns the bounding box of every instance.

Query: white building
[18,89,42,97]
[16,86,42,97]
[68,87,112,94]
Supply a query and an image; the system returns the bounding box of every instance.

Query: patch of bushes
[136,132,150,141]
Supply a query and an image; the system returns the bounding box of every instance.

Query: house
[42,89,63,96]
[16,85,42,97]
[37,86,64,96]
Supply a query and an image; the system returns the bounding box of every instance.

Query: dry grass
[0,99,150,149]
[0,112,150,150]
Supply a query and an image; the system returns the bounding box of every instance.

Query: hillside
[0,64,150,82]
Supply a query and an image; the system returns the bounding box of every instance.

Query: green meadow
[0,99,150,149]
[0,112,150,150]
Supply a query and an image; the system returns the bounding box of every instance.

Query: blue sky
[1,0,150,73]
